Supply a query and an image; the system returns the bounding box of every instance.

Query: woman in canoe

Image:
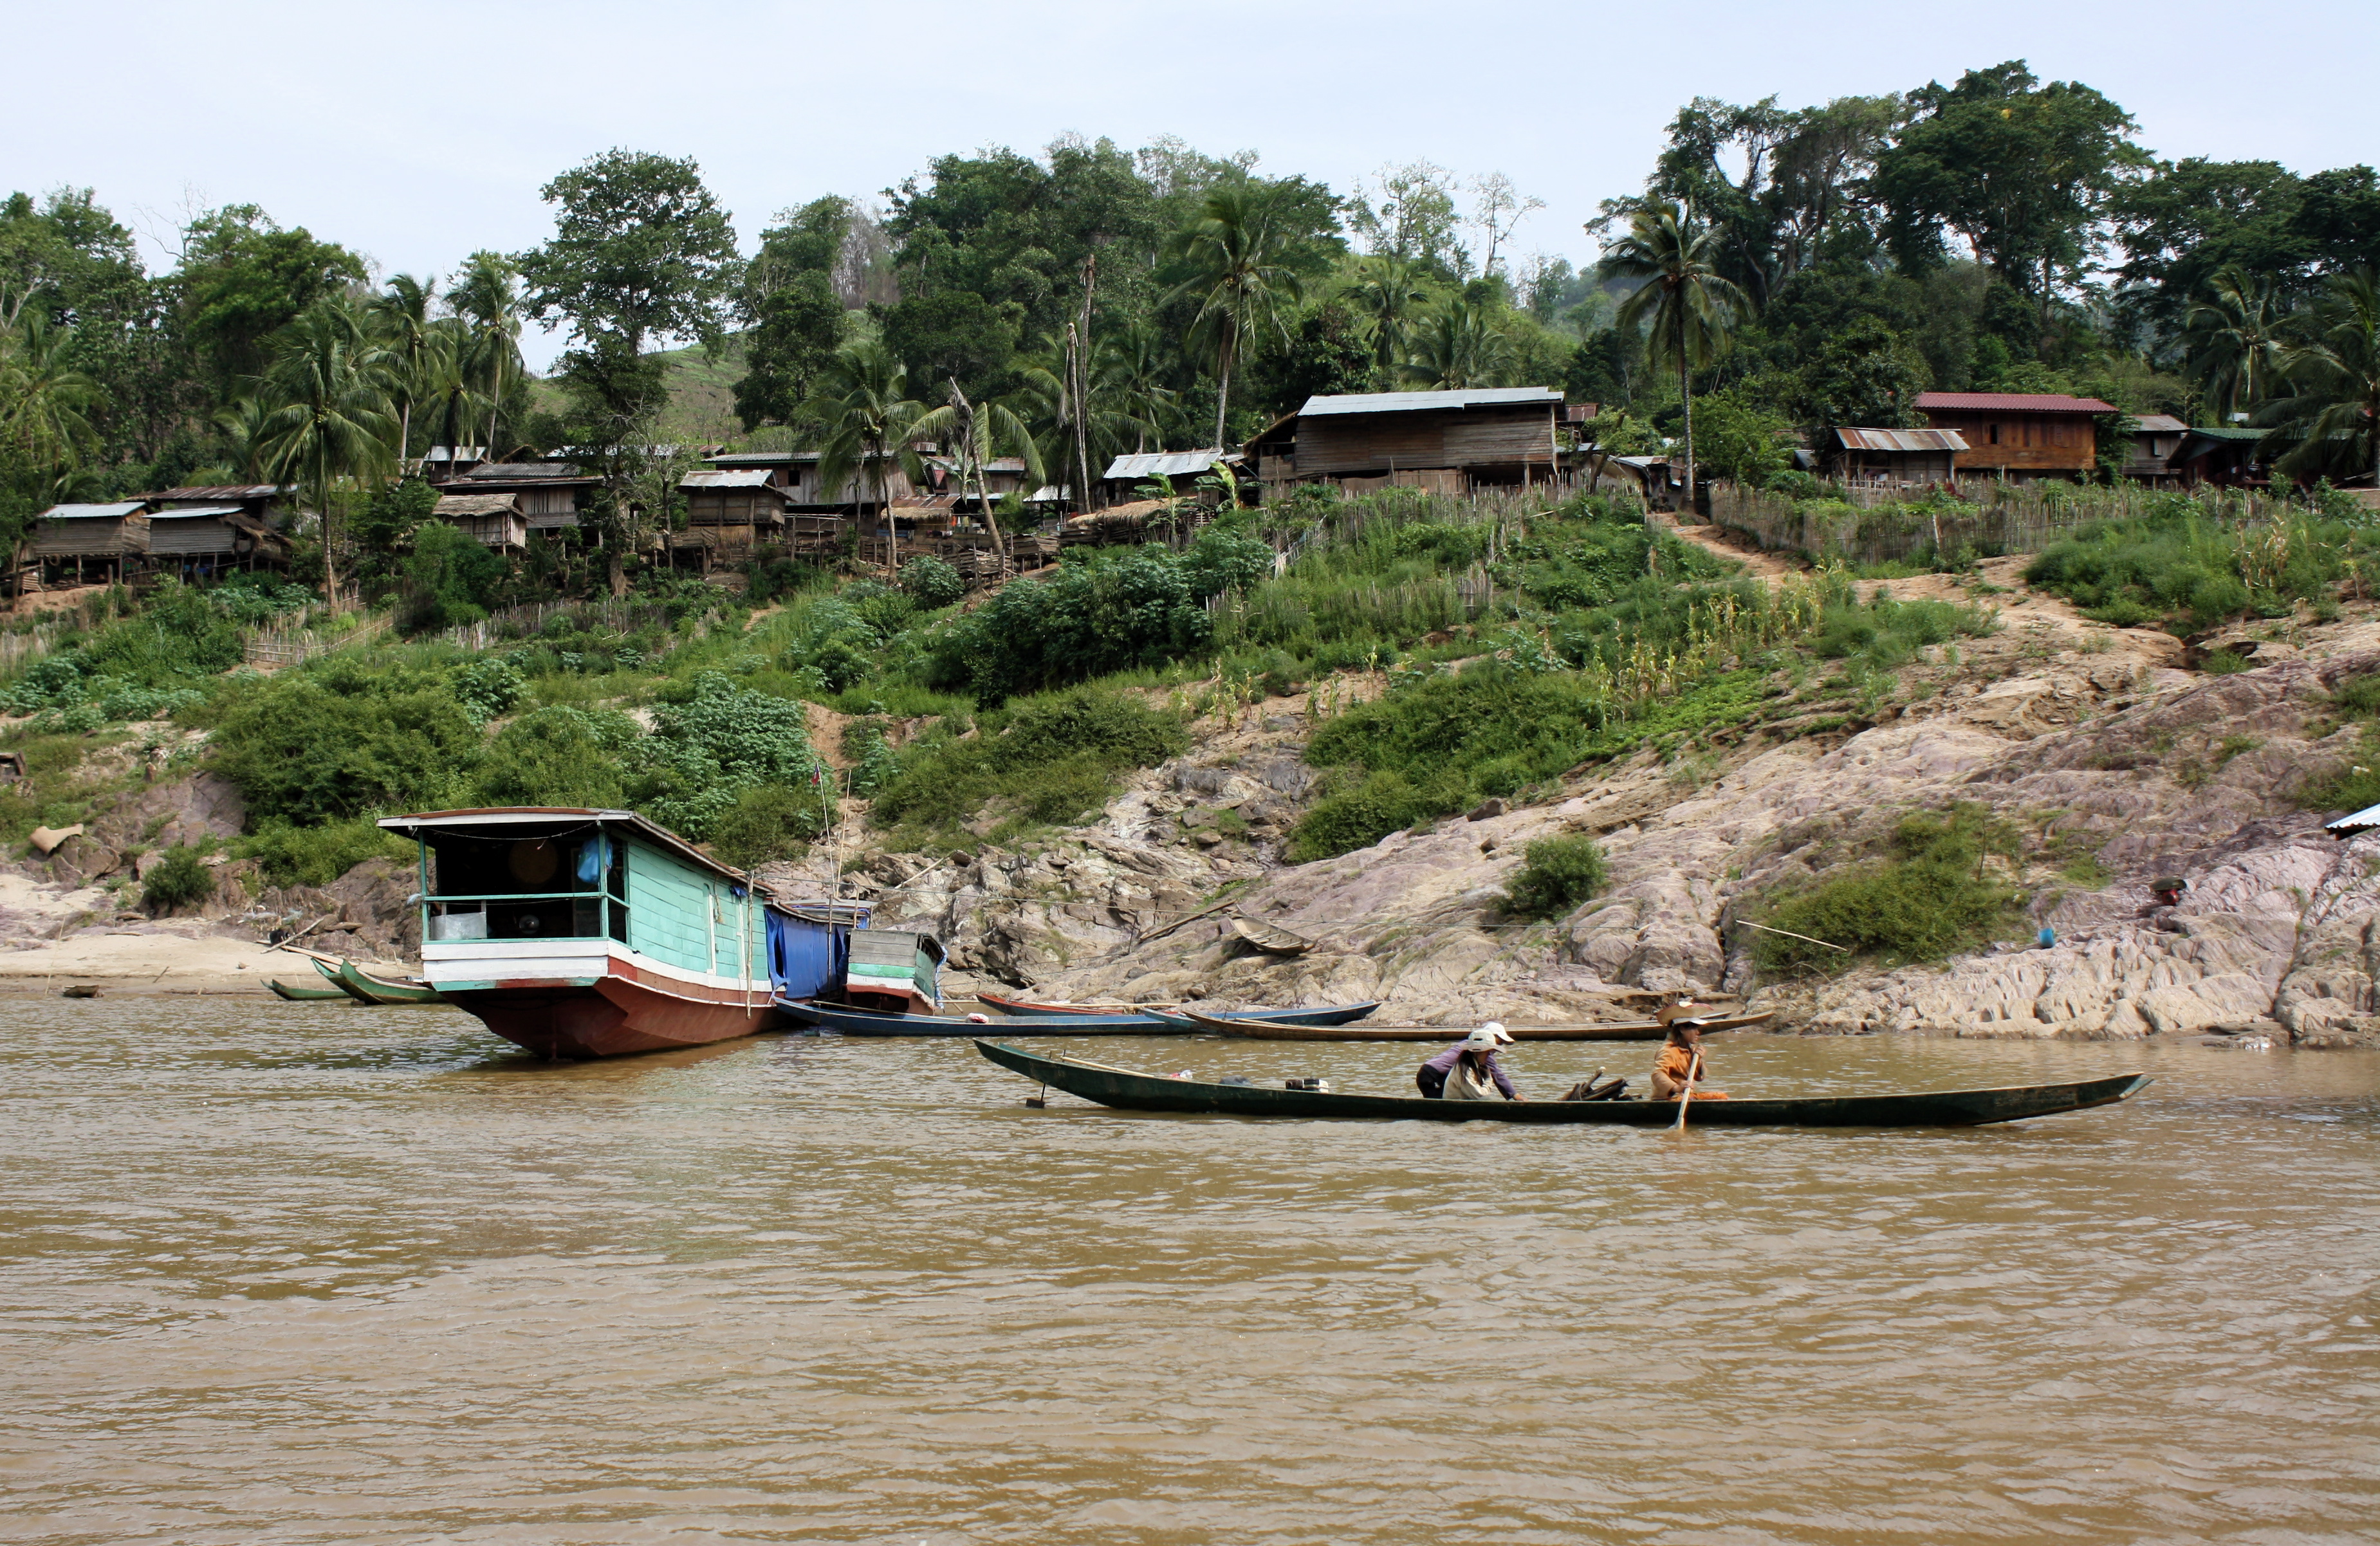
[1418,1024,1523,1101]
[1650,1020,1728,1101]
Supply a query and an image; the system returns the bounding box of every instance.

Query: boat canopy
[766,904,874,1000]
[382,807,773,897]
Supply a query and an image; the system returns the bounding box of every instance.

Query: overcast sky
[10,0,2376,368]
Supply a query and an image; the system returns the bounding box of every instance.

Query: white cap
[1462,1022,1513,1051]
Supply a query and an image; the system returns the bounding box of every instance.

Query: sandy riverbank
[0,927,416,996]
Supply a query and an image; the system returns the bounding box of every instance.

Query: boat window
[428,833,604,897]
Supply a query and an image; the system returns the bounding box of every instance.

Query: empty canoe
[975,1040,2152,1128]
[267,977,352,1002]
[1176,1009,1773,1041]
[781,1002,1186,1036]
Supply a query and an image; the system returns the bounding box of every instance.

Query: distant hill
[524,335,754,449]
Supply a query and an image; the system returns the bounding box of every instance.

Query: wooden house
[701,450,916,512]
[1914,392,2116,481]
[1248,387,1564,497]
[1100,449,1232,506]
[2170,427,2266,488]
[456,463,592,533]
[1829,427,1968,488]
[146,504,287,572]
[30,502,151,582]
[140,484,291,522]
[674,468,792,569]
[433,492,530,550]
[2123,415,2192,484]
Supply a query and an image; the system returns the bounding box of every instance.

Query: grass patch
[1753,802,2028,972]
[869,686,1189,849]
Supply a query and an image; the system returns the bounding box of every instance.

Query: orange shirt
[1652,1043,1729,1100]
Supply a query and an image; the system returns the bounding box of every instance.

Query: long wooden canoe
[975,993,1381,1027]
[316,957,445,1006]
[1176,1008,1774,1042]
[781,1001,1190,1036]
[975,1041,2152,1128]
[268,977,352,1002]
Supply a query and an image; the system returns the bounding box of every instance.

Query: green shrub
[1500,834,1609,920]
[928,547,1215,701]
[477,706,640,807]
[451,656,528,723]
[631,672,820,840]
[397,522,509,632]
[2199,649,2252,675]
[899,556,964,610]
[209,675,483,825]
[708,784,824,868]
[240,818,417,887]
[140,844,214,912]
[869,686,1187,843]
[1753,803,2027,971]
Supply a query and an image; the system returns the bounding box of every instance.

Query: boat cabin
[844,928,945,1015]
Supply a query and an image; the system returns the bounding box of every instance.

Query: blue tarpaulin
[767,905,871,1002]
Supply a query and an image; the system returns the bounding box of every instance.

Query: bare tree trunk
[1075,255,1098,513]
[1678,341,1695,522]
[1212,322,1235,451]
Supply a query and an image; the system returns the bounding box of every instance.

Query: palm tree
[1398,298,1517,390]
[369,273,439,466]
[2260,268,2380,493]
[255,300,398,610]
[1347,255,1430,374]
[448,252,524,457]
[1165,185,1305,450]
[2184,266,2288,424]
[814,341,925,565]
[212,396,275,481]
[0,311,100,472]
[1094,324,1181,452]
[1602,201,1750,511]
[912,378,1044,558]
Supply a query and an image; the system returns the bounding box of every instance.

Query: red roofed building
[1915,392,2117,482]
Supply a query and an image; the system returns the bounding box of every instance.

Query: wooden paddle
[1670,1047,1703,1132]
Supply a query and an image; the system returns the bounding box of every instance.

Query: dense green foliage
[2024,497,2372,630]
[869,687,1188,849]
[1500,835,1610,921]
[140,844,214,913]
[1753,804,2028,970]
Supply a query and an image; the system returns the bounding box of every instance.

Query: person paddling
[1418,1024,1522,1101]
[1650,1020,1728,1102]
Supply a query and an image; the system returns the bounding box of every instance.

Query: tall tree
[912,377,1042,556]
[1601,201,1751,510]
[1165,185,1307,448]
[176,205,368,389]
[732,199,854,432]
[814,342,925,564]
[369,272,438,465]
[1399,298,1516,390]
[1346,255,1432,372]
[2263,268,2380,492]
[447,252,523,456]
[255,300,397,609]
[0,310,100,472]
[2183,267,2289,423]
[519,151,738,593]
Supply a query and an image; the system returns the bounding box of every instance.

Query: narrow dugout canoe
[975,993,1382,1027]
[976,1041,2153,1128]
[267,977,353,1002]
[1176,1008,1774,1042]
[780,1001,1188,1036]
[315,957,445,1006]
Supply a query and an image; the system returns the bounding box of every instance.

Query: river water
[1,998,2375,1545]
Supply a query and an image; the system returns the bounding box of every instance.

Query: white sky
[9,0,2377,369]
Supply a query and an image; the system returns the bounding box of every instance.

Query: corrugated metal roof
[680,468,779,490]
[2327,802,2380,835]
[2182,427,2265,442]
[434,493,522,517]
[1915,392,2119,414]
[140,484,284,501]
[1836,427,1969,453]
[40,502,147,520]
[1298,387,1564,417]
[706,450,819,465]
[1104,448,1228,480]
[146,505,245,520]
[2131,415,2190,434]
[465,463,589,482]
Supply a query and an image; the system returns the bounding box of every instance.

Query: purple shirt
[1423,1043,1518,1098]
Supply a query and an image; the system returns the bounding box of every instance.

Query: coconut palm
[1399,298,1517,390]
[448,251,524,457]
[0,311,100,472]
[1601,201,1751,508]
[1165,185,1305,449]
[211,395,277,481]
[2184,266,2288,424]
[814,341,925,564]
[1346,255,1431,373]
[369,272,439,466]
[255,300,398,609]
[1094,324,1183,452]
[2260,268,2380,492]
[912,378,1045,555]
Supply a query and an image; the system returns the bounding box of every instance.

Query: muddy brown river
[1,997,2374,1543]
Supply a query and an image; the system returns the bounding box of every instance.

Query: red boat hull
[445,962,780,1059]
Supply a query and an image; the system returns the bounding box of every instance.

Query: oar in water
[1670,1047,1704,1132]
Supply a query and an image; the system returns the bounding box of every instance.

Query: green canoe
[976,1040,2151,1128]
[313,956,445,1006]
[268,977,353,1002]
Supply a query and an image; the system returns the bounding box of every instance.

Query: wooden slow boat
[379,808,876,1059]
[781,1001,1186,1036]
[976,1041,2153,1128]
[267,977,351,1002]
[1176,1008,1774,1042]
